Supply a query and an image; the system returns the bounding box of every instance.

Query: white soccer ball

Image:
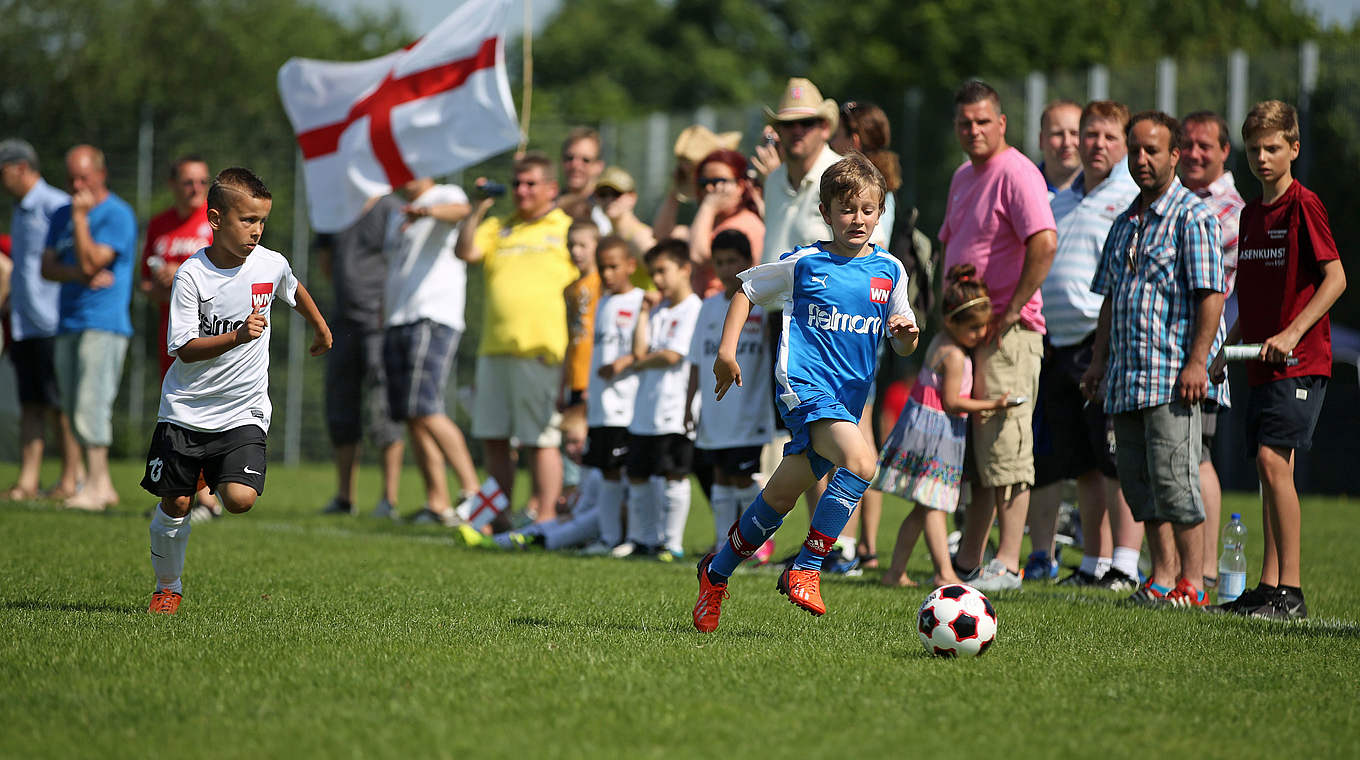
[917,583,997,657]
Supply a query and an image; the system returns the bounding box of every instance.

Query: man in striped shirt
[1028,101,1142,590]
[1082,111,1226,609]
[1178,110,1245,592]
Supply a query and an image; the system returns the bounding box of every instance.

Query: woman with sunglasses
[688,149,764,297]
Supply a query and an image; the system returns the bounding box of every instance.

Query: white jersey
[628,293,702,437]
[159,245,299,433]
[691,292,775,449]
[384,183,469,330]
[586,288,645,428]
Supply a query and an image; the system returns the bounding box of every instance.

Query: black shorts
[1032,337,1117,487]
[8,336,60,407]
[626,433,694,478]
[1247,376,1328,454]
[583,426,630,470]
[140,422,268,498]
[696,445,763,478]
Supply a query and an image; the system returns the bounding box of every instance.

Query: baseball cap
[0,138,38,169]
[596,166,636,194]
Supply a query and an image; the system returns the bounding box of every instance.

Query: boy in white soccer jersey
[615,240,703,560]
[140,168,332,615]
[691,229,775,553]
[579,236,645,555]
[693,154,919,632]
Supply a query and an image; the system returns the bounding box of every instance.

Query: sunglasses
[595,189,622,201]
[563,153,598,164]
[778,117,823,130]
[698,177,733,188]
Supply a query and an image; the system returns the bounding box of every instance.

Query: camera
[478,181,507,198]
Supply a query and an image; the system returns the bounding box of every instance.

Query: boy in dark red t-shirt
[1211,100,1347,620]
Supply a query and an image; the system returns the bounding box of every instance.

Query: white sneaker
[972,558,1023,592]
[410,506,467,527]
[188,503,221,524]
[609,541,639,558]
[578,540,613,556]
[371,498,399,520]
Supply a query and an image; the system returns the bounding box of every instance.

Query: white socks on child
[1112,546,1141,579]
[626,480,654,546]
[661,478,691,555]
[596,478,626,547]
[710,485,736,549]
[149,506,190,594]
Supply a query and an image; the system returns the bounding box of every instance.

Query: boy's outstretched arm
[887,313,919,356]
[292,281,332,356]
[1262,259,1346,364]
[713,290,752,400]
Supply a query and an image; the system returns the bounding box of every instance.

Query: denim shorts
[54,330,128,447]
[383,320,460,421]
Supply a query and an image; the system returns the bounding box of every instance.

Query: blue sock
[793,469,870,571]
[708,492,783,582]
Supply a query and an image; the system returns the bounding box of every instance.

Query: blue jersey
[740,243,914,420]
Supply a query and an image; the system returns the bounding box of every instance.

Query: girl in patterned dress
[876,264,1011,587]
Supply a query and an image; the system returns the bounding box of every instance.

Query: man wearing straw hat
[760,77,841,266]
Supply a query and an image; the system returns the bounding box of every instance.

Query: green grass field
[2,459,1357,759]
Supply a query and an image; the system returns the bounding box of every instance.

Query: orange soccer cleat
[692,553,729,633]
[148,589,182,615]
[777,567,826,616]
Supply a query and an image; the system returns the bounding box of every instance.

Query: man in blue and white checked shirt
[1082,111,1225,610]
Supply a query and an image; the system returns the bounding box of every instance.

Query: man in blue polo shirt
[1,139,84,502]
[1083,112,1225,610]
[41,144,137,511]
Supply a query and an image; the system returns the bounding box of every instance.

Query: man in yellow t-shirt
[456,152,577,524]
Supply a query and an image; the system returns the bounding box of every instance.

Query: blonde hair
[1242,100,1300,145]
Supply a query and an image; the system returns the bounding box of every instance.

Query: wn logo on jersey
[251,283,273,310]
[807,304,882,334]
[870,277,892,304]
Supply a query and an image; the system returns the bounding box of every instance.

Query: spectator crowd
[1,73,1345,619]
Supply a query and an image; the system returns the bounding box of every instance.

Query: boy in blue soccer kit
[693,154,919,632]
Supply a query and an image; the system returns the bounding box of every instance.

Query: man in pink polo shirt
[939,80,1057,591]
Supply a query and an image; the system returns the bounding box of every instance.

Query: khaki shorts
[1113,402,1204,525]
[971,325,1043,488]
[472,355,562,448]
[55,329,128,448]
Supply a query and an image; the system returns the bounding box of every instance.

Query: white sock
[1112,547,1141,578]
[662,477,692,554]
[595,478,626,546]
[710,484,735,549]
[149,506,191,594]
[651,476,667,546]
[838,534,857,560]
[625,480,653,545]
[1095,556,1113,578]
[1079,554,1100,576]
[545,505,599,550]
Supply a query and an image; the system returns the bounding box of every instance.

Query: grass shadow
[3,599,143,615]
[507,615,779,640]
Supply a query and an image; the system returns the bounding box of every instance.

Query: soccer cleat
[1023,551,1059,582]
[320,497,355,516]
[1096,567,1140,592]
[1249,587,1308,621]
[822,554,862,576]
[1126,578,1170,607]
[577,540,613,556]
[752,539,776,566]
[972,559,1022,592]
[148,589,182,615]
[1207,584,1276,615]
[777,567,826,616]
[692,553,729,633]
[609,541,639,558]
[1057,569,1101,587]
[456,524,488,548]
[189,503,222,524]
[1164,578,1209,609]
[371,498,399,521]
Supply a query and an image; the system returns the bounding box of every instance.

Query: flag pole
[518,0,533,153]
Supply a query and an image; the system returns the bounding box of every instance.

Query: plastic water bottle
[1217,513,1248,604]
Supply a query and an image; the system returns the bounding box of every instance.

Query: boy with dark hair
[563,219,602,410]
[1209,100,1346,619]
[579,236,644,555]
[693,154,919,632]
[615,239,702,560]
[140,167,332,614]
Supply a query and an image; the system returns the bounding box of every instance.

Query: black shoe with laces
[1250,587,1308,620]
[1206,583,1275,615]
[1096,567,1139,592]
[1057,569,1100,587]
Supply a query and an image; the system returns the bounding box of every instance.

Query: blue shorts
[780,389,860,480]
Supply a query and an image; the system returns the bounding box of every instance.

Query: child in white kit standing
[141,168,331,614]
[579,236,645,555]
[616,240,703,560]
[876,264,1011,588]
[690,229,775,556]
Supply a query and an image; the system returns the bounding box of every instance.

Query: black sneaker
[1206,583,1275,615]
[1096,567,1139,592]
[320,497,356,516]
[1057,569,1100,587]
[1250,587,1308,620]
[951,557,980,583]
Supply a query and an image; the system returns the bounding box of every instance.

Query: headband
[945,296,990,319]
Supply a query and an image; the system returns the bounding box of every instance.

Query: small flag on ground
[458,476,509,529]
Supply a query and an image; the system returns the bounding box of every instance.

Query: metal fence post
[1299,40,1319,182]
[130,106,153,433]
[1025,71,1046,161]
[1088,64,1109,102]
[1228,49,1249,148]
[1157,57,1177,115]
[284,151,308,466]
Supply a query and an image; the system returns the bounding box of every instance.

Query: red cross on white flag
[278,0,521,232]
[457,476,510,529]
